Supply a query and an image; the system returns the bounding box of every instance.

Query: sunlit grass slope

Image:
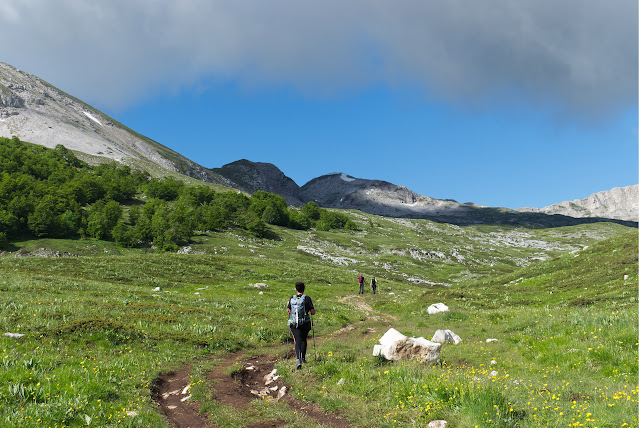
[279,231,638,428]
[0,215,636,427]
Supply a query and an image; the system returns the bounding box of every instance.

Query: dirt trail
[152,295,384,427]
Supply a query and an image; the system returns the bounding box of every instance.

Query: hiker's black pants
[290,321,311,363]
[359,282,364,294]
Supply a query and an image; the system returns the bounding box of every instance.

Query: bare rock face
[213,159,305,205]
[517,185,638,222]
[0,86,25,108]
[0,62,229,185]
[301,173,474,217]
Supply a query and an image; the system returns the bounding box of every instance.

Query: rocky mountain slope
[298,173,636,226]
[212,159,305,205]
[516,185,638,221]
[0,62,229,185]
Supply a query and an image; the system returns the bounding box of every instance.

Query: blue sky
[2,1,637,209]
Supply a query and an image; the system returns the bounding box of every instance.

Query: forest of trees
[0,137,357,250]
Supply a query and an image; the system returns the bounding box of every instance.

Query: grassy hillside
[0,214,636,426]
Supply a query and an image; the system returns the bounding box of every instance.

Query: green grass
[0,216,636,427]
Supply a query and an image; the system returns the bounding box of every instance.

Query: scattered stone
[337,378,345,385]
[194,292,200,295]
[249,283,268,288]
[4,332,24,338]
[259,291,263,295]
[427,303,449,315]
[182,385,190,395]
[624,275,629,280]
[264,369,279,385]
[126,411,138,417]
[491,360,497,365]
[431,329,462,345]
[276,386,287,401]
[486,338,498,343]
[152,286,162,292]
[180,395,191,402]
[489,371,498,377]
[428,420,447,428]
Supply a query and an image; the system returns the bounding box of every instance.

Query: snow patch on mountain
[83,111,102,126]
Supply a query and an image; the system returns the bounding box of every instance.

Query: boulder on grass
[427,303,449,315]
[373,328,441,365]
[431,329,462,345]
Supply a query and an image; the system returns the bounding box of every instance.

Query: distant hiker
[287,282,316,370]
[371,276,377,294]
[358,274,365,294]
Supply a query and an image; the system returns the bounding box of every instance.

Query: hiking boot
[301,358,307,364]
[296,363,302,370]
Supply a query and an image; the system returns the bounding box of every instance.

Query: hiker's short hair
[295,282,305,293]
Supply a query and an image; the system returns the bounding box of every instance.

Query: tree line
[0,137,357,250]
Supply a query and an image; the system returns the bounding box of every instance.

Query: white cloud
[2,0,636,117]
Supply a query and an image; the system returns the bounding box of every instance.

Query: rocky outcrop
[0,85,25,108]
[517,185,638,222]
[373,328,441,365]
[213,159,305,205]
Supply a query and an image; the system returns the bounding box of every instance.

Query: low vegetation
[0,137,636,427]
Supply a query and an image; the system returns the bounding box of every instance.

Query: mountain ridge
[1,62,635,226]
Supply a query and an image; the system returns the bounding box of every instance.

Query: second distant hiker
[371,276,377,294]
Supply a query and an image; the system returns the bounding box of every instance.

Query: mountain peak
[213,159,305,205]
[0,62,228,185]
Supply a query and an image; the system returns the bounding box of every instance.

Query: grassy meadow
[0,211,636,427]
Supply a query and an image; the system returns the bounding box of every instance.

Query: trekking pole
[311,315,317,361]
[286,322,290,360]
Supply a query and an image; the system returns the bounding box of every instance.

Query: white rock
[375,328,441,365]
[125,411,138,417]
[378,328,407,347]
[152,286,162,292]
[264,369,279,385]
[337,378,345,385]
[431,329,462,344]
[491,360,497,365]
[428,420,448,428]
[486,338,498,343]
[624,275,629,280]
[3,332,24,338]
[427,303,449,315]
[373,344,383,356]
[276,386,287,401]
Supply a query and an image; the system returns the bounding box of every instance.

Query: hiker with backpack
[287,282,316,370]
[358,274,365,294]
[370,276,377,294]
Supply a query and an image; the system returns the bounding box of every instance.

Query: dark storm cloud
[1,0,635,117]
